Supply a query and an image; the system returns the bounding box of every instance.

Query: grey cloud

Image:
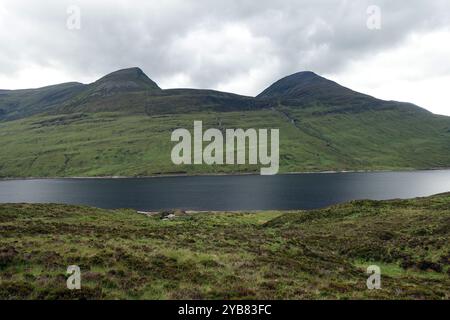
[1,0,450,94]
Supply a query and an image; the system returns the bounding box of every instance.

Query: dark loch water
[0,171,449,211]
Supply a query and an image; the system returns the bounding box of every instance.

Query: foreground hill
[0,68,449,177]
[0,193,449,299]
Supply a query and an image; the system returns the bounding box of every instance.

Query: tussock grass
[0,194,449,299]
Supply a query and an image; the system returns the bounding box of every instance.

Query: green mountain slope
[0,82,86,121]
[0,68,449,177]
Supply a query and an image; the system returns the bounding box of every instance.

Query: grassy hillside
[0,68,449,177]
[0,83,86,121]
[0,193,449,299]
[0,107,449,177]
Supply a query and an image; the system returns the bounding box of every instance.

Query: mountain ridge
[0,67,439,121]
[0,67,449,177]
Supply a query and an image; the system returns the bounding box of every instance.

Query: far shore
[1,167,450,181]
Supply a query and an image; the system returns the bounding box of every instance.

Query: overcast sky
[0,0,449,115]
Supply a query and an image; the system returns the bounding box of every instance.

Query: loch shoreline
[2,167,450,181]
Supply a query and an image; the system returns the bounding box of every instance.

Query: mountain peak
[258,71,336,99]
[101,67,146,79]
[286,70,320,79]
[257,71,372,106]
[90,67,161,95]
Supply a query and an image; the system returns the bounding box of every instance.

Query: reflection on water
[0,170,450,211]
